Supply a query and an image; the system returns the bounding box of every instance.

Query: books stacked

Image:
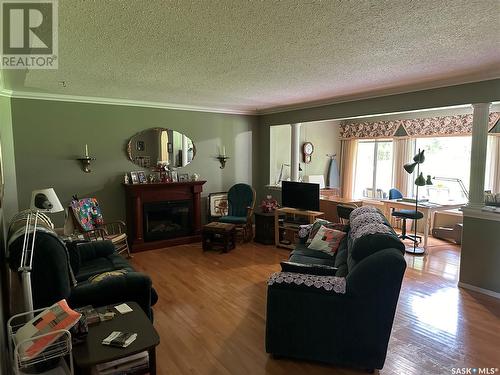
[91,351,149,375]
[102,331,137,348]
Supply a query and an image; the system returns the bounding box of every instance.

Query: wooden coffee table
[202,222,236,252]
[73,302,159,374]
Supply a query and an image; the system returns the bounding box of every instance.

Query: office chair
[389,188,423,244]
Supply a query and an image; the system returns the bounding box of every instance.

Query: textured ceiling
[2,0,500,113]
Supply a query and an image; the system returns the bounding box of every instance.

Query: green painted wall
[0,96,18,227]
[268,120,340,185]
[460,216,500,293]
[10,98,258,227]
[0,95,17,374]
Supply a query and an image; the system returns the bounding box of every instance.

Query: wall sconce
[77,144,96,173]
[216,145,229,169]
[216,155,229,169]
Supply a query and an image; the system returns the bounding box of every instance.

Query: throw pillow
[308,225,346,255]
[88,269,128,283]
[280,261,338,276]
[307,219,348,244]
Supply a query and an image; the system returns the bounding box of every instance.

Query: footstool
[202,222,236,252]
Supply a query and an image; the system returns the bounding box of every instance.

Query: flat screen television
[281,181,320,211]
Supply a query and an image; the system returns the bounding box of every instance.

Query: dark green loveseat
[266,206,406,371]
[8,232,157,319]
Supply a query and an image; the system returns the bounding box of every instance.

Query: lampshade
[403,162,417,174]
[30,188,64,213]
[415,172,426,186]
[413,149,425,164]
[425,175,433,185]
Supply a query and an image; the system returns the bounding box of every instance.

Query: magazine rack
[7,308,74,375]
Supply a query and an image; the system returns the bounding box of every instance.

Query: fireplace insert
[143,200,192,241]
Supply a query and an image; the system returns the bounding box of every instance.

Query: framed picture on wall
[130,171,139,184]
[137,171,147,184]
[170,171,178,182]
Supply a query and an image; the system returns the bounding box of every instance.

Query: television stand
[274,207,324,250]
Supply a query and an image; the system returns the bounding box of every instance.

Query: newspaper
[14,299,81,360]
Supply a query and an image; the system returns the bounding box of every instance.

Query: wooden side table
[254,212,276,245]
[202,222,236,252]
[72,302,159,374]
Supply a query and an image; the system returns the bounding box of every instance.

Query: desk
[380,200,465,248]
[319,196,363,222]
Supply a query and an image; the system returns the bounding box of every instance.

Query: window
[353,140,393,199]
[413,136,471,201]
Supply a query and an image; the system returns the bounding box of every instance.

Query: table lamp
[19,188,64,312]
[403,149,432,255]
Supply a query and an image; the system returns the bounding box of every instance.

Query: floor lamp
[403,149,432,255]
[19,188,64,313]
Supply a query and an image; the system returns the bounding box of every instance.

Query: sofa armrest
[76,240,116,262]
[346,247,406,297]
[69,272,153,319]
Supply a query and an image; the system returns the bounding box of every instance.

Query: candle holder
[77,156,96,173]
[216,155,229,169]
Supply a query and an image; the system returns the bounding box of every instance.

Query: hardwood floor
[131,238,500,375]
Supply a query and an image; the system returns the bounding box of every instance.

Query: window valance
[340,112,500,139]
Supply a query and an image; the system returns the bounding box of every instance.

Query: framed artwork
[137,171,147,184]
[178,173,189,182]
[208,192,228,218]
[170,171,178,182]
[136,140,145,151]
[130,171,139,184]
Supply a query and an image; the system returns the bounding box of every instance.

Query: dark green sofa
[8,232,157,319]
[265,206,406,371]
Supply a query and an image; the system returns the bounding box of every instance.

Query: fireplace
[124,181,206,252]
[143,200,192,242]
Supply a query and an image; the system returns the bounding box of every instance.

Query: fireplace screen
[143,200,192,241]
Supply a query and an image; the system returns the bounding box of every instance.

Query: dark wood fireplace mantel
[124,181,206,252]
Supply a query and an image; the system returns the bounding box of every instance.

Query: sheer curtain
[340,139,358,199]
[392,138,413,196]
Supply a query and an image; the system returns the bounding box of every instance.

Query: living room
[0,1,499,374]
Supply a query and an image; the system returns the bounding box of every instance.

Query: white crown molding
[0,88,256,115]
[458,282,500,299]
[257,76,500,116]
[1,76,499,117]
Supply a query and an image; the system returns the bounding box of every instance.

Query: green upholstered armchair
[218,183,256,241]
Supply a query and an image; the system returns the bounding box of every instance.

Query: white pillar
[181,134,189,167]
[290,123,301,182]
[468,103,491,208]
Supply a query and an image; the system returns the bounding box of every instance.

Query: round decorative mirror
[127,128,196,168]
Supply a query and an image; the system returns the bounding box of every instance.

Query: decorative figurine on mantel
[191,173,200,181]
[260,195,279,213]
[124,173,130,184]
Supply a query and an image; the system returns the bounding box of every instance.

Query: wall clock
[302,142,314,164]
